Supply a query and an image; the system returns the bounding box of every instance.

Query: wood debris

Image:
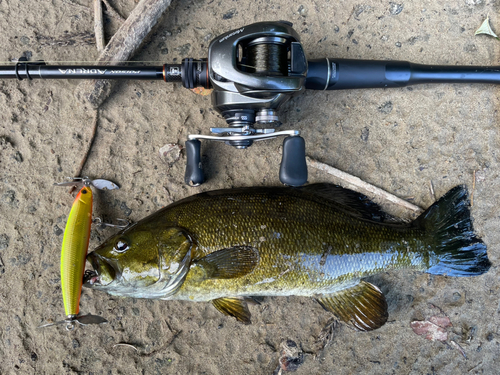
[75,0,174,109]
[306,156,424,216]
[94,0,105,51]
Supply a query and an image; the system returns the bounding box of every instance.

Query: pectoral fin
[212,297,252,324]
[195,246,259,280]
[316,281,388,332]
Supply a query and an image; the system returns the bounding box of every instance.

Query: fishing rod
[3,21,500,186]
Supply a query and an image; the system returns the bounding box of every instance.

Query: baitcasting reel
[181,21,309,187]
[4,20,500,186]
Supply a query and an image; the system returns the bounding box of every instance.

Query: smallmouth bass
[85,184,490,331]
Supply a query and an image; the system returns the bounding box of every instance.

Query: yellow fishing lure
[38,178,118,329]
[60,184,93,318]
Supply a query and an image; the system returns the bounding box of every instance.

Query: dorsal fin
[299,183,390,222]
[316,281,388,331]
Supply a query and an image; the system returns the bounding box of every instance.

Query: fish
[85,184,490,331]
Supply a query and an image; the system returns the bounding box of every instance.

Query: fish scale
[168,191,427,301]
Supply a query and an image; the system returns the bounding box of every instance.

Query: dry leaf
[159,143,182,168]
[475,15,499,39]
[277,340,304,372]
[428,316,452,329]
[191,87,213,96]
[410,320,448,341]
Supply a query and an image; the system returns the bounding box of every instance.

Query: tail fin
[414,185,491,276]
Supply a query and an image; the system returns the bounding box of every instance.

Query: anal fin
[316,281,388,332]
[212,297,252,324]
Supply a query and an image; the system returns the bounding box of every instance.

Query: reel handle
[279,136,307,186]
[184,140,204,186]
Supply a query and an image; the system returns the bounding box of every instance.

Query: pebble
[0,234,9,250]
[222,9,237,20]
[389,3,404,15]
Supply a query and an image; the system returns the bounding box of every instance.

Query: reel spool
[185,21,308,187]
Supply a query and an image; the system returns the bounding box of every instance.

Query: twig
[76,109,99,176]
[75,0,174,109]
[94,0,105,52]
[113,343,139,352]
[450,340,467,359]
[306,156,424,215]
[102,0,126,22]
[429,180,436,202]
[471,170,476,207]
[69,110,99,193]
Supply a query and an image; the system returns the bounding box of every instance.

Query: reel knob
[184,140,204,186]
[279,136,307,186]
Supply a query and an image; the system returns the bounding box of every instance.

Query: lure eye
[114,239,129,253]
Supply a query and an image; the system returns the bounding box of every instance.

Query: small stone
[361,127,370,142]
[389,3,404,15]
[12,151,23,162]
[298,5,308,16]
[2,190,18,207]
[378,101,393,114]
[395,42,402,47]
[174,43,191,56]
[120,202,132,217]
[72,339,81,349]
[222,8,237,20]
[20,36,30,45]
[30,352,37,361]
[0,234,9,250]
[53,225,63,236]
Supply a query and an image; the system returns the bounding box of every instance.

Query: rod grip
[279,136,307,186]
[184,140,204,186]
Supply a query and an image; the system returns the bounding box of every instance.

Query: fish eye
[114,239,129,253]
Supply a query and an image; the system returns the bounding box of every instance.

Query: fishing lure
[61,182,94,324]
[40,178,119,330]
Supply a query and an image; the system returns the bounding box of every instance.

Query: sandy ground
[0,0,499,374]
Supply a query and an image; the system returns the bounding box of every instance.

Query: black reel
[183,21,308,187]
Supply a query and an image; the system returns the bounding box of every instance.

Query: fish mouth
[84,252,116,288]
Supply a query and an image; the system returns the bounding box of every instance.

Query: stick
[471,170,476,207]
[94,0,105,52]
[69,110,100,194]
[306,156,424,215]
[429,180,436,202]
[75,0,173,109]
